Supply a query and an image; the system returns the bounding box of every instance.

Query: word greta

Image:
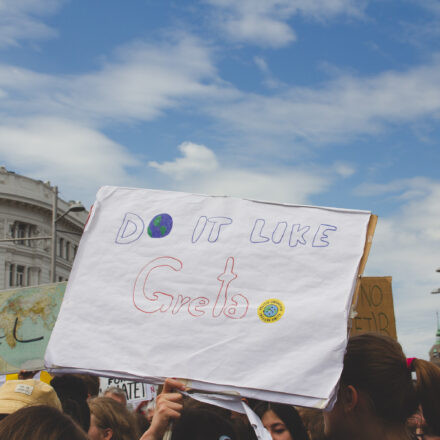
[133,256,249,319]
[115,213,338,247]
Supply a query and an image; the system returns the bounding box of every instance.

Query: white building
[0,167,88,289]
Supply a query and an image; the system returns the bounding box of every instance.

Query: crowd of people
[0,334,439,440]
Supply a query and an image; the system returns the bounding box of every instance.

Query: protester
[410,357,440,439]
[76,374,100,400]
[88,396,138,440]
[140,378,239,440]
[140,378,185,440]
[171,406,237,440]
[0,379,62,420]
[134,400,154,433]
[323,333,440,440]
[254,402,309,440]
[50,374,91,432]
[0,404,87,440]
[297,408,325,440]
[104,386,128,406]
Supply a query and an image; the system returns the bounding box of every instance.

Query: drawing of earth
[147,213,173,238]
[263,304,279,318]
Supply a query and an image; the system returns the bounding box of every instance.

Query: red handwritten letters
[133,256,249,319]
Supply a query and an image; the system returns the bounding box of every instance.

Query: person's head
[0,379,62,416]
[254,402,309,440]
[0,404,87,440]
[75,374,100,400]
[323,334,417,440]
[50,374,90,432]
[171,406,236,440]
[88,397,137,440]
[103,386,127,406]
[411,358,440,437]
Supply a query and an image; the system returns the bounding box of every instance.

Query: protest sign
[0,282,66,374]
[45,186,373,408]
[99,377,156,409]
[350,276,397,339]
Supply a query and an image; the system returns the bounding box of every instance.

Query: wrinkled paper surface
[46,186,371,407]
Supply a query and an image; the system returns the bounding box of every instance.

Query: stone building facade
[0,167,88,289]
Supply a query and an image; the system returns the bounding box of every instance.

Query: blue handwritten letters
[115,213,338,247]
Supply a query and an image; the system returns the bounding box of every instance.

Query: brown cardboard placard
[350,276,397,339]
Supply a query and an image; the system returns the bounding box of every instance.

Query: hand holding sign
[140,378,186,440]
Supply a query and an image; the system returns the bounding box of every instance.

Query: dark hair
[0,405,87,440]
[50,374,90,432]
[340,334,417,424]
[412,358,440,435]
[254,402,309,440]
[172,407,236,440]
[75,374,100,398]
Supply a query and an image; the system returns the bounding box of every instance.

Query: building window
[8,264,29,287]
[58,238,64,258]
[11,222,36,246]
[66,241,70,261]
[73,245,78,258]
[9,264,14,287]
[16,265,25,286]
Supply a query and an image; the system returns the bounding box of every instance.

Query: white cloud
[0,34,233,204]
[333,161,355,177]
[149,142,219,180]
[254,56,269,74]
[364,178,440,358]
[0,0,62,48]
[0,116,139,204]
[183,167,329,204]
[211,55,440,146]
[253,56,284,89]
[206,0,367,47]
[149,142,334,204]
[66,35,233,124]
[417,0,440,15]
[2,36,440,155]
[0,34,235,125]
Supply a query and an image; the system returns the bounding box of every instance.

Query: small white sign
[100,377,156,409]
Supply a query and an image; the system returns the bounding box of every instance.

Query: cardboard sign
[45,187,372,408]
[0,283,66,374]
[350,276,397,339]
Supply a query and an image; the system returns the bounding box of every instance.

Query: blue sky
[0,0,439,359]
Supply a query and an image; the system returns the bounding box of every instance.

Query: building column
[4,261,10,289]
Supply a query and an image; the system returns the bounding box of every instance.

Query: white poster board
[99,377,156,409]
[45,186,371,408]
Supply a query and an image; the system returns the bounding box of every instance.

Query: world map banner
[45,186,372,408]
[0,282,66,374]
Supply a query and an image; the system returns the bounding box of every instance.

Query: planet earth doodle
[263,304,279,318]
[147,213,173,238]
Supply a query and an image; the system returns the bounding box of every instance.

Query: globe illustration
[147,213,173,238]
[263,304,279,318]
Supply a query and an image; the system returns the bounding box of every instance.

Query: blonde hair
[88,397,138,440]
